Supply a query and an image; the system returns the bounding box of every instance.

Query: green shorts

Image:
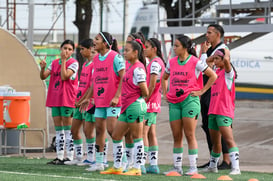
[73,108,95,123]
[169,95,200,122]
[85,112,95,122]
[118,98,147,123]
[144,112,157,126]
[73,107,84,120]
[208,114,233,131]
[51,107,74,117]
[94,107,121,119]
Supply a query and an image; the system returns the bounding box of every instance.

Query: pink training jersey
[46,58,78,107]
[167,55,202,104]
[121,61,146,114]
[208,68,235,118]
[146,57,165,113]
[92,50,121,107]
[76,61,94,110]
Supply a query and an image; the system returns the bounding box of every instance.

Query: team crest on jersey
[175,88,184,97]
[55,81,60,88]
[97,87,105,96]
[77,91,82,98]
[152,65,159,72]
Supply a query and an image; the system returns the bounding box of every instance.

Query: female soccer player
[142,38,165,174]
[202,48,240,175]
[64,39,97,166]
[162,35,217,175]
[101,39,148,176]
[40,40,78,165]
[79,32,125,171]
[123,32,146,171]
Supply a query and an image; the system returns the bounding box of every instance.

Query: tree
[73,0,92,76]
[159,0,212,27]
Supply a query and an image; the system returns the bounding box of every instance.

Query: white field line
[0,170,117,181]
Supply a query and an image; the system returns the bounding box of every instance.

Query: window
[130,27,137,34]
[140,26,150,40]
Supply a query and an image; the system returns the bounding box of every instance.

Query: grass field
[0,156,272,181]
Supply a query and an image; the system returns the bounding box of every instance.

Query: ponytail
[148,38,166,66]
[188,43,197,57]
[111,38,120,54]
[176,35,197,57]
[99,32,120,54]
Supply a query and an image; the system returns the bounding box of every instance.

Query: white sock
[65,130,74,160]
[125,147,134,167]
[56,130,65,160]
[74,142,83,161]
[133,139,144,169]
[173,153,183,168]
[149,151,158,166]
[188,154,198,168]
[86,141,95,162]
[113,141,123,168]
[229,151,240,169]
[209,155,220,168]
[209,151,220,168]
[141,151,148,166]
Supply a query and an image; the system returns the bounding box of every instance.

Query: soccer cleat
[185,167,198,176]
[141,165,146,174]
[146,165,160,174]
[64,159,82,165]
[123,162,133,173]
[46,158,64,165]
[77,159,95,166]
[85,163,104,172]
[229,168,241,175]
[62,158,71,162]
[127,162,134,170]
[100,167,123,174]
[122,168,142,176]
[200,166,218,173]
[122,162,128,171]
[218,161,231,170]
[197,161,210,168]
[163,166,183,175]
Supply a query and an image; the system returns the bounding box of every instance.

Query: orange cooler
[3,92,30,128]
[0,93,3,127]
